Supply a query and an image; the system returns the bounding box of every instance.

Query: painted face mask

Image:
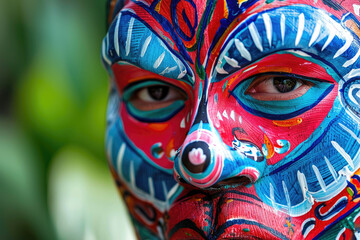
[102,0,360,239]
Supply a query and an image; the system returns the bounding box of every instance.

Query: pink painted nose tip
[175,129,224,188]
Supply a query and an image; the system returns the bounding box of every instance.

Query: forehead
[103,0,360,78]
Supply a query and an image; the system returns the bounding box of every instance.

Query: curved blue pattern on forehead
[212,4,360,82]
[102,10,195,84]
[255,99,360,216]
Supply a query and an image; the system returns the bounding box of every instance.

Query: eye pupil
[148,86,169,100]
[273,77,297,93]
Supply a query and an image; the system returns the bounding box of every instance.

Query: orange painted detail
[224,0,229,18]
[147,123,169,131]
[273,118,303,127]
[165,138,175,158]
[264,134,275,159]
[345,19,360,39]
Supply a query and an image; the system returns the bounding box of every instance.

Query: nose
[174,123,266,189]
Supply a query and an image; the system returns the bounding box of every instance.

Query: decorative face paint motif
[102,0,360,239]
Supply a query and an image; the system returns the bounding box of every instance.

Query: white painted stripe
[344,68,360,81]
[295,13,305,46]
[234,39,252,61]
[153,52,165,69]
[339,123,360,144]
[125,17,135,56]
[331,141,354,169]
[309,20,321,47]
[297,170,308,200]
[162,181,168,201]
[262,13,272,47]
[114,13,121,56]
[117,143,126,178]
[130,160,135,188]
[269,183,276,209]
[280,14,286,45]
[160,66,177,75]
[312,165,326,192]
[334,34,353,59]
[167,183,179,200]
[249,22,263,52]
[141,35,152,57]
[222,110,229,119]
[324,156,338,182]
[180,117,186,128]
[148,177,155,198]
[224,56,240,68]
[282,180,291,209]
[322,28,335,51]
[343,49,360,67]
[230,110,235,121]
[102,37,112,66]
[216,65,228,74]
[217,111,223,121]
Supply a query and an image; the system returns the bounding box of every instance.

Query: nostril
[181,141,211,174]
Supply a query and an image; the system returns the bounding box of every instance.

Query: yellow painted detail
[155,0,162,13]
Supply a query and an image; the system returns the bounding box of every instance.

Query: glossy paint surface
[102,0,360,239]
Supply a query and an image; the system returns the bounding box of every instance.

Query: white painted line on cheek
[324,156,338,182]
[312,165,327,192]
[180,117,186,128]
[117,142,126,179]
[222,110,229,119]
[331,141,355,170]
[217,111,223,121]
[230,110,235,121]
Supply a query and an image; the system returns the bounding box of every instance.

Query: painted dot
[242,228,250,232]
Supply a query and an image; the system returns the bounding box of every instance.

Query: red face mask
[102,0,360,239]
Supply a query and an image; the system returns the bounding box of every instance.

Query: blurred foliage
[1,0,134,239]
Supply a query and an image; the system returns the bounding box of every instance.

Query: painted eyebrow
[101,10,195,85]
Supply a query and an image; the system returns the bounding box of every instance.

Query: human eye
[122,80,188,122]
[231,73,335,120]
[245,75,314,101]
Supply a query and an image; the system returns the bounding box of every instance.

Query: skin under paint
[102,0,360,239]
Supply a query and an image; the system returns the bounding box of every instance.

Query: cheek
[120,100,192,169]
[208,82,339,165]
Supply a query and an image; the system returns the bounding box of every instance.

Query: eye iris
[148,86,169,100]
[273,77,297,93]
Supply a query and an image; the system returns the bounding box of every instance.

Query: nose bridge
[174,90,266,189]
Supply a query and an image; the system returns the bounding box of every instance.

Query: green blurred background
[1,0,134,239]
